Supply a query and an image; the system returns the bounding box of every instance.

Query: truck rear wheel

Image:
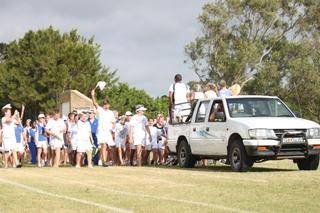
[297,155,319,170]
[229,140,253,172]
[177,140,196,168]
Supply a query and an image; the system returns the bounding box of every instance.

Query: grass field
[0,160,319,213]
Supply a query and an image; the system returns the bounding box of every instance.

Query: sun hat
[135,105,147,112]
[2,104,12,110]
[38,114,45,119]
[96,81,107,90]
[125,111,133,116]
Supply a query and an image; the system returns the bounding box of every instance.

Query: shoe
[75,165,80,168]
[16,164,22,168]
[98,160,103,166]
[102,163,109,167]
[38,164,42,168]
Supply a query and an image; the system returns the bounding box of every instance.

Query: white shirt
[169,82,190,104]
[205,90,217,99]
[76,120,91,142]
[67,121,77,141]
[130,114,148,139]
[46,118,65,141]
[147,126,158,145]
[1,117,16,139]
[97,106,116,132]
[194,92,205,99]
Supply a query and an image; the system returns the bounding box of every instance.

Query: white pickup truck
[167,96,320,172]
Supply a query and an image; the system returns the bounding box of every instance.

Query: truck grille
[273,129,308,156]
[273,129,307,139]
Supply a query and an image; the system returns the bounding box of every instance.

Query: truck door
[204,100,228,155]
[189,100,210,155]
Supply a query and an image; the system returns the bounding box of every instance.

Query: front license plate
[283,137,304,143]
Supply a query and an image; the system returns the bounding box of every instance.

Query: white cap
[135,105,147,112]
[2,104,12,110]
[125,111,133,116]
[96,81,107,90]
[38,114,45,119]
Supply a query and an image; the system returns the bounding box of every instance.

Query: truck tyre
[297,155,319,170]
[177,140,196,168]
[229,140,253,172]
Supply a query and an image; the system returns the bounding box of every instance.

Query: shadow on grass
[150,164,297,173]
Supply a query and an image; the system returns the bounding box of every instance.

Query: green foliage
[0,26,117,118]
[186,0,320,122]
[98,83,168,119]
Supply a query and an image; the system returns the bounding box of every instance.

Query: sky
[0,0,209,97]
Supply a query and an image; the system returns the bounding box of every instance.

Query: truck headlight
[307,128,320,139]
[248,129,277,140]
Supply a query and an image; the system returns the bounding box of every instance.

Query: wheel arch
[227,133,243,155]
[176,135,189,153]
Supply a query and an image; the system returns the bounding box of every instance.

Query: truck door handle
[193,128,196,132]
[206,127,209,132]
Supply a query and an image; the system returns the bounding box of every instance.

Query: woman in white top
[67,112,77,165]
[1,104,19,168]
[204,83,218,99]
[129,105,152,167]
[191,84,205,100]
[76,112,93,168]
[91,88,116,167]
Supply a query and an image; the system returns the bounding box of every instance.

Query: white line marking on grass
[0,177,132,213]
[29,173,255,213]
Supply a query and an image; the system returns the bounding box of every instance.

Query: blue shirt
[15,124,24,143]
[37,124,47,142]
[89,118,98,134]
[218,88,232,97]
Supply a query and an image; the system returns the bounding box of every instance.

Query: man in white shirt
[45,110,66,168]
[91,88,116,167]
[168,74,191,123]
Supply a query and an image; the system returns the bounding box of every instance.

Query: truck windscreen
[226,98,294,118]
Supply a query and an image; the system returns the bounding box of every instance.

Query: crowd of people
[0,87,169,168]
[0,74,236,169]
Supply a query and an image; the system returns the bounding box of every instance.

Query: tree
[0,26,117,118]
[98,83,168,118]
[185,0,320,86]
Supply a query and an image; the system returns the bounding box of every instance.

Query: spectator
[218,80,232,97]
[129,105,151,167]
[45,110,66,168]
[35,114,48,167]
[91,88,116,167]
[168,74,191,123]
[205,83,218,99]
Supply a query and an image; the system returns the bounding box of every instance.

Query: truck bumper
[243,139,320,158]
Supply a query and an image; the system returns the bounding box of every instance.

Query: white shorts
[16,142,25,153]
[133,135,146,146]
[115,138,126,148]
[2,138,17,152]
[145,144,152,151]
[50,138,64,150]
[36,140,48,149]
[97,130,113,145]
[158,140,165,150]
[77,140,92,153]
[71,139,77,151]
[130,143,136,150]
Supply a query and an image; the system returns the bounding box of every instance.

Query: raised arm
[91,88,99,109]
[20,104,25,121]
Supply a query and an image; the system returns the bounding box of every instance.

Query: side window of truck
[208,101,226,122]
[195,101,209,123]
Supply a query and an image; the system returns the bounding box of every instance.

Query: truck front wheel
[177,140,196,168]
[296,155,319,170]
[229,140,253,172]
